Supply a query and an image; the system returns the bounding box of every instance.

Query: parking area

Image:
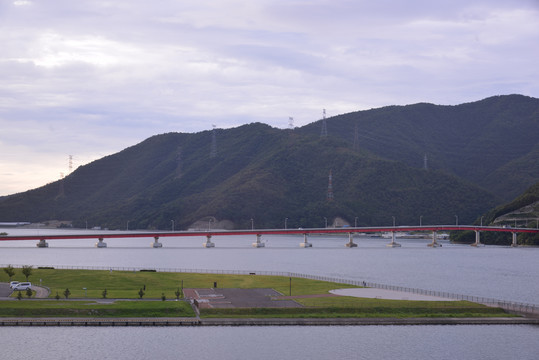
[184,288,302,309]
[0,283,12,298]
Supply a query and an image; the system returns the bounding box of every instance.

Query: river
[0,229,538,359]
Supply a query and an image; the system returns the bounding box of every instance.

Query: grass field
[1,267,358,299]
[0,300,195,318]
[0,267,515,319]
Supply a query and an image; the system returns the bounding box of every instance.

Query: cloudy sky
[1,0,538,196]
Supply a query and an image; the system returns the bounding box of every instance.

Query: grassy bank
[0,300,195,318]
[1,268,357,299]
[202,294,512,319]
[0,268,515,319]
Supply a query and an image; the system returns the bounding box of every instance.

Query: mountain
[0,95,537,230]
[299,94,539,201]
[451,181,539,245]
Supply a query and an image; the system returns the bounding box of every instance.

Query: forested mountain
[299,94,539,200]
[452,181,539,245]
[0,95,537,231]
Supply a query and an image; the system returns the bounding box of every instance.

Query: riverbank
[1,316,537,327]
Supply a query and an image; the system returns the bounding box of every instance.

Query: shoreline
[0,317,538,327]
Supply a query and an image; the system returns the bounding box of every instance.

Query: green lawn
[1,268,358,299]
[0,300,195,318]
[0,267,515,319]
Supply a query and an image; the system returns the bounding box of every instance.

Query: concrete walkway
[330,288,458,301]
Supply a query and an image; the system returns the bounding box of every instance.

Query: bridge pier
[471,230,483,247]
[345,233,358,247]
[427,231,440,247]
[203,235,215,248]
[152,236,163,248]
[511,232,518,247]
[36,238,49,248]
[300,234,312,248]
[252,234,265,248]
[95,237,107,248]
[386,232,401,247]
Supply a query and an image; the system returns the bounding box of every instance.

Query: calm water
[1,325,539,360]
[1,229,538,359]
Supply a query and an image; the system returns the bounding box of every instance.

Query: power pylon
[210,125,217,158]
[320,109,328,138]
[327,169,334,201]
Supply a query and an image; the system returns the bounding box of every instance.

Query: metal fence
[3,263,538,316]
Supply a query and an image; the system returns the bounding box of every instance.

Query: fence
[3,263,538,316]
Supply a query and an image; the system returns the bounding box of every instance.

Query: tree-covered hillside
[300,94,539,200]
[0,95,537,231]
[451,181,539,245]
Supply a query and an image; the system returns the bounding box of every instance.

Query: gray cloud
[0,0,538,196]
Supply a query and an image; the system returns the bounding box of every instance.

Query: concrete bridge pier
[252,234,265,248]
[203,235,215,248]
[36,238,49,248]
[152,236,163,248]
[386,232,401,247]
[300,234,312,248]
[95,237,107,248]
[471,230,482,247]
[427,231,440,247]
[511,232,518,247]
[345,233,358,247]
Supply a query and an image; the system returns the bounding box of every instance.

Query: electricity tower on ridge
[320,109,328,138]
[326,169,334,201]
[210,125,217,158]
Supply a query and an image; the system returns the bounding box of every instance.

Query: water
[1,229,538,359]
[1,325,538,360]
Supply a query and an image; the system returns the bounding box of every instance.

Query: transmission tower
[288,117,294,129]
[326,169,334,201]
[68,155,73,173]
[320,109,328,138]
[210,125,217,158]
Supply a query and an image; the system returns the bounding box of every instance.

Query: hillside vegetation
[0,95,537,231]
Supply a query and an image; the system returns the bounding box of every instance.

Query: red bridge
[1,225,537,248]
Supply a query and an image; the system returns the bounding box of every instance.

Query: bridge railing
[3,264,538,316]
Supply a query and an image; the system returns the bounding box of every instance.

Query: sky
[1,0,538,196]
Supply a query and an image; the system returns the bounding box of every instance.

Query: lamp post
[285,218,288,230]
[171,220,174,232]
[208,218,213,231]
[250,218,254,230]
[392,216,396,227]
[420,216,423,227]
[480,216,483,227]
[455,215,458,226]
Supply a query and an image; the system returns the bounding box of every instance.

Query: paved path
[329,288,458,301]
[0,283,49,299]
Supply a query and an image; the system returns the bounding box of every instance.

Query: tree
[55,292,60,300]
[102,289,107,299]
[138,288,145,299]
[21,265,33,281]
[63,288,71,299]
[16,291,22,301]
[161,293,166,301]
[3,265,15,281]
[26,288,33,298]
[175,287,182,300]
